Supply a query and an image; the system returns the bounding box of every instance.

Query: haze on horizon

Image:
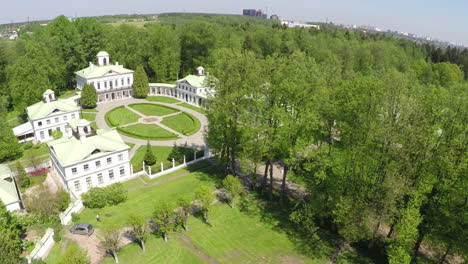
[1,0,467,46]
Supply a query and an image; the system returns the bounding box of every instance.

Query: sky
[1,0,467,45]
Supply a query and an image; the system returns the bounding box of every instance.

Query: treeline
[205,31,467,264]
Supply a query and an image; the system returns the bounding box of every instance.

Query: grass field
[58,90,76,99]
[117,124,179,140]
[7,144,50,168]
[100,196,332,264]
[130,145,197,172]
[179,103,206,114]
[129,103,179,116]
[77,165,221,229]
[82,108,98,112]
[161,112,201,136]
[105,106,141,127]
[81,113,96,122]
[146,96,181,104]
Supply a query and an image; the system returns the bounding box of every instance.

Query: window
[83,164,89,171]
[48,129,52,136]
[104,81,107,88]
[127,78,130,85]
[71,113,75,119]
[72,167,77,175]
[46,119,51,125]
[63,115,68,121]
[97,173,103,184]
[115,80,118,87]
[38,121,42,127]
[98,83,101,89]
[108,170,114,180]
[121,79,124,86]
[107,157,112,165]
[95,160,101,168]
[118,154,123,161]
[120,166,125,177]
[55,117,59,123]
[40,131,45,139]
[74,181,81,191]
[86,177,92,188]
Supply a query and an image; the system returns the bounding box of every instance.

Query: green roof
[68,119,91,131]
[26,95,81,120]
[75,64,133,79]
[0,164,20,206]
[43,89,55,95]
[177,74,207,88]
[97,51,109,57]
[149,83,176,88]
[48,130,130,167]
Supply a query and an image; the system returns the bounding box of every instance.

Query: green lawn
[8,144,50,167]
[179,103,206,115]
[131,145,197,172]
[45,239,78,264]
[126,142,136,149]
[129,103,179,116]
[146,96,181,104]
[101,234,206,264]
[117,124,179,141]
[81,113,96,122]
[105,106,141,127]
[77,166,221,229]
[90,122,98,130]
[58,90,76,99]
[161,112,201,136]
[82,108,98,113]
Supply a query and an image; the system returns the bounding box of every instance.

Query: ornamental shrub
[82,183,127,209]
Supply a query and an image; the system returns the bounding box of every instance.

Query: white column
[130,165,134,175]
[149,166,152,175]
[194,151,197,160]
[172,158,175,168]
[160,162,164,172]
[183,155,186,165]
[142,161,145,172]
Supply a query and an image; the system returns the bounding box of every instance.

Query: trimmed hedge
[82,183,127,209]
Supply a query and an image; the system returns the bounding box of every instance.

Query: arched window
[103,58,107,65]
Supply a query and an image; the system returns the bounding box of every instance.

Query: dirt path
[64,227,134,264]
[179,234,220,264]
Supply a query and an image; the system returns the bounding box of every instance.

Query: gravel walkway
[95,98,208,152]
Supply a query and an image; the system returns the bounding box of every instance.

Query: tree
[81,83,97,109]
[0,97,23,162]
[143,141,156,166]
[133,65,149,98]
[0,201,22,264]
[14,162,30,188]
[222,175,243,208]
[195,185,215,224]
[52,130,63,140]
[175,197,192,231]
[180,21,217,75]
[99,228,121,264]
[127,215,149,252]
[82,183,127,208]
[57,244,90,264]
[152,200,175,242]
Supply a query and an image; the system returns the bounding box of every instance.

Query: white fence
[27,228,55,263]
[59,199,84,225]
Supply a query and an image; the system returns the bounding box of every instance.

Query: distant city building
[270,14,280,20]
[281,20,320,29]
[75,51,134,103]
[242,9,267,19]
[13,90,81,143]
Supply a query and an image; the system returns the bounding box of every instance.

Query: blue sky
[1,0,466,45]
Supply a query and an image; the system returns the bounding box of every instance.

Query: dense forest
[0,13,466,263]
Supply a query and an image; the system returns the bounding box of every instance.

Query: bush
[82,183,127,209]
[23,141,33,150]
[71,213,80,223]
[53,225,63,242]
[56,189,71,212]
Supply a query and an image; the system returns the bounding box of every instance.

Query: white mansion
[48,119,131,195]
[13,90,81,143]
[149,66,214,108]
[75,51,134,103]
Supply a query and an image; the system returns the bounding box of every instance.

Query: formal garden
[103,100,203,141]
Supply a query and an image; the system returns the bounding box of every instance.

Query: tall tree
[152,200,175,242]
[222,175,243,208]
[143,141,156,166]
[195,185,215,224]
[0,97,22,161]
[81,83,97,109]
[98,228,121,264]
[133,65,149,98]
[0,201,22,264]
[127,215,149,252]
[180,21,217,75]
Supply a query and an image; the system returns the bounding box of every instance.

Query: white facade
[75,52,134,103]
[32,111,80,143]
[51,149,131,194]
[6,201,21,211]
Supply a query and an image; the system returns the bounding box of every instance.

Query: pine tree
[81,83,97,109]
[133,65,149,98]
[143,141,156,166]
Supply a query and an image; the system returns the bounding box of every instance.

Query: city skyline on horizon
[1,0,467,46]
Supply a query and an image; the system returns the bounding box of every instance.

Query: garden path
[95,98,208,152]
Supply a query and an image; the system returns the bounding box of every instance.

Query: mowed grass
[117,123,179,140]
[101,234,206,264]
[129,103,179,116]
[81,113,96,122]
[77,166,221,229]
[161,112,201,136]
[146,96,181,104]
[131,146,176,172]
[105,106,141,127]
[180,103,206,114]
